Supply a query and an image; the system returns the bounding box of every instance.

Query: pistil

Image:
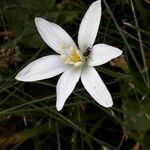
[61,46,84,66]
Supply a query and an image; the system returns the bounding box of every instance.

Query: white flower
[15,0,122,111]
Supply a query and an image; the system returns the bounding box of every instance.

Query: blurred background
[0,0,150,149]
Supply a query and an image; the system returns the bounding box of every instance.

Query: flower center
[61,46,84,66]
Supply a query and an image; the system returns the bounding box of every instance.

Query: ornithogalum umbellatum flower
[16,0,122,111]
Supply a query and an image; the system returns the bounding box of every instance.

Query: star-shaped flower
[15,0,122,111]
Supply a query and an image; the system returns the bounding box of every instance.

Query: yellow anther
[70,48,81,63]
[61,46,84,66]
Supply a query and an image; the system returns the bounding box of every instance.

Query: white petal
[81,66,113,107]
[88,44,122,66]
[78,0,101,52]
[15,55,70,82]
[35,17,77,54]
[56,66,82,111]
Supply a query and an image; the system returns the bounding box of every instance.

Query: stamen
[61,46,84,66]
[70,47,81,63]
